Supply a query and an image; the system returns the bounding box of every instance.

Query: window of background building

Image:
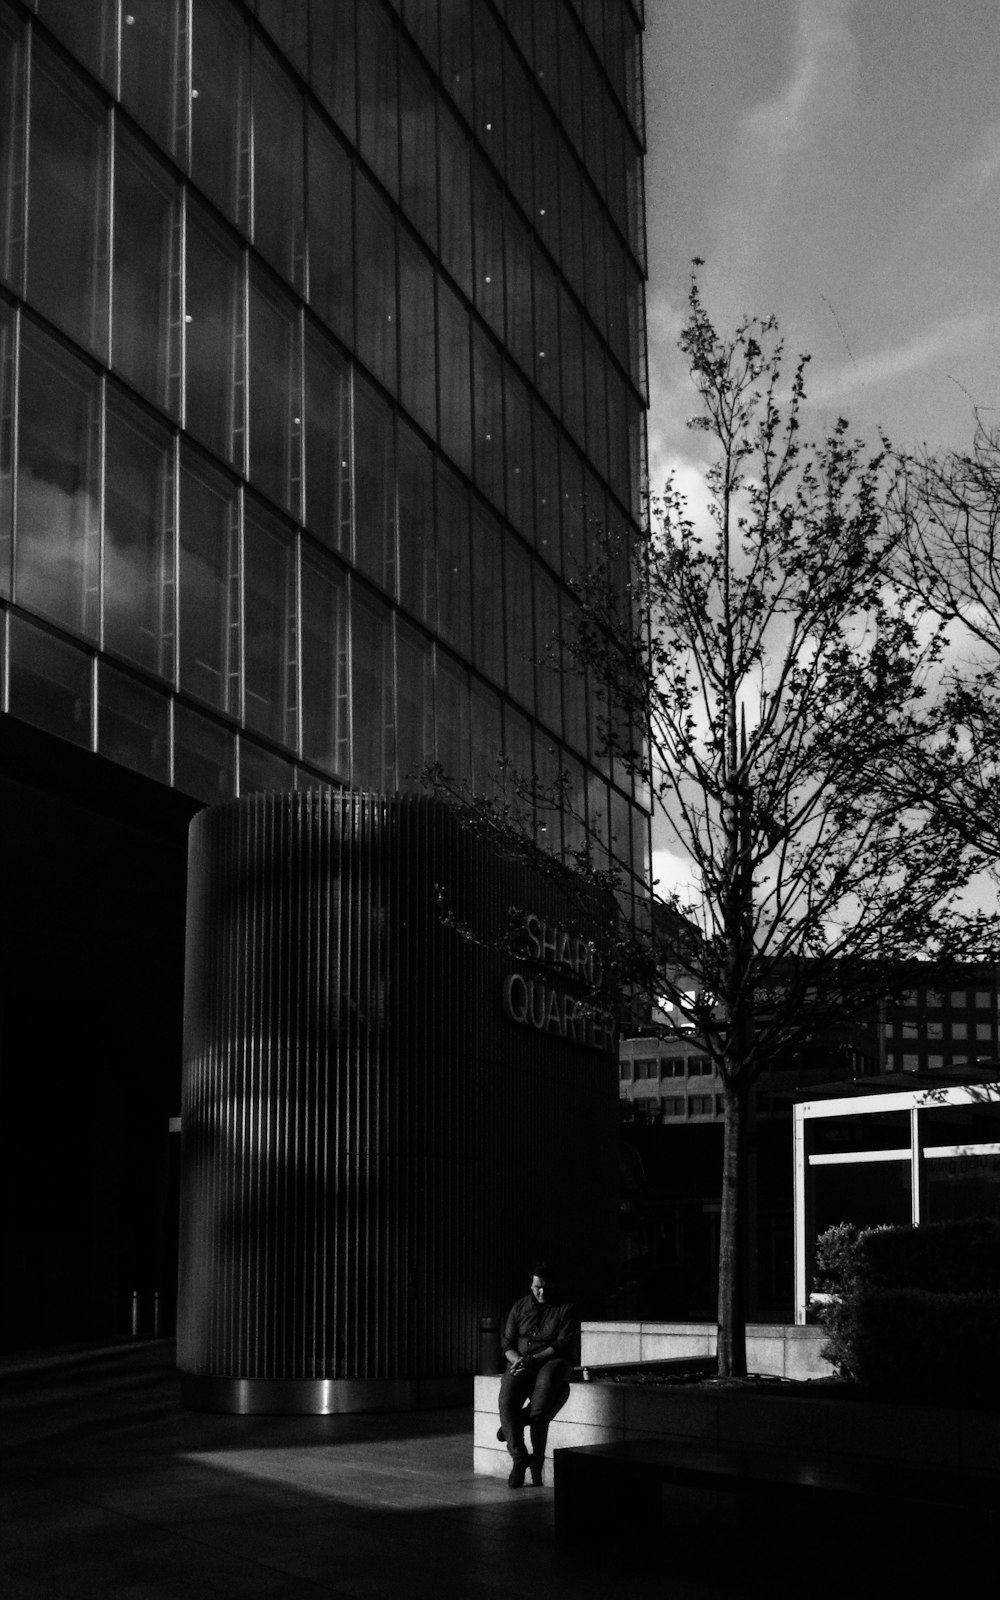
[434,649,470,787]
[27,47,108,358]
[306,112,354,345]
[7,613,92,748]
[299,548,348,778]
[437,113,473,296]
[252,39,305,289]
[395,620,433,790]
[354,174,397,392]
[503,370,533,544]
[103,391,175,681]
[435,460,471,658]
[119,0,186,160]
[533,571,562,739]
[437,281,472,476]
[15,323,100,641]
[112,133,180,417]
[398,41,438,248]
[239,733,295,794]
[504,208,534,380]
[472,327,505,512]
[471,503,505,688]
[309,0,356,140]
[398,229,437,438]
[303,323,351,555]
[190,0,249,229]
[178,450,238,714]
[185,205,244,468]
[504,537,534,712]
[0,301,11,598]
[533,406,561,572]
[357,0,399,197]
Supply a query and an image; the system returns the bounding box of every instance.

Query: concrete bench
[552,1438,1000,1540]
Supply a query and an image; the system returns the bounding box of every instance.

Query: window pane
[190,0,249,228]
[252,41,305,287]
[472,156,505,339]
[15,324,100,639]
[27,49,108,355]
[104,392,175,680]
[244,501,296,746]
[534,569,562,738]
[257,0,309,76]
[303,322,351,554]
[97,662,169,783]
[470,678,502,797]
[185,206,244,467]
[0,299,13,597]
[239,736,295,795]
[112,132,180,415]
[533,254,560,410]
[396,422,435,627]
[435,461,470,657]
[437,281,470,476]
[437,114,472,296]
[178,451,238,713]
[504,537,534,711]
[7,615,91,748]
[471,503,504,688]
[533,405,561,571]
[353,376,396,594]
[35,0,115,86]
[398,230,437,438]
[355,173,397,391]
[174,700,236,802]
[309,0,356,140]
[395,620,432,791]
[0,10,25,295]
[504,368,533,544]
[351,591,393,789]
[434,650,469,786]
[472,327,504,511]
[300,550,348,777]
[248,272,301,516]
[119,0,185,159]
[307,112,353,344]
[357,0,399,195]
[398,43,437,247]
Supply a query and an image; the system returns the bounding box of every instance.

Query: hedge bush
[814,1218,1000,1401]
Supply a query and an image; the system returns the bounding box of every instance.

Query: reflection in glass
[174,700,236,802]
[353,377,396,595]
[248,273,301,517]
[186,207,243,467]
[104,393,175,680]
[190,0,249,228]
[304,324,351,554]
[119,0,186,160]
[396,423,435,627]
[351,592,393,789]
[243,502,296,746]
[112,133,180,415]
[178,452,238,713]
[252,41,305,288]
[300,549,348,777]
[97,662,170,784]
[15,325,100,639]
[398,231,437,438]
[7,614,92,748]
[307,112,353,344]
[395,621,433,790]
[27,51,108,356]
[355,174,397,391]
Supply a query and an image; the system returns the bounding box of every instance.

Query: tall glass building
[0,0,648,1350]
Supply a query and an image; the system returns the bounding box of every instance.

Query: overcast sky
[643,0,1000,486]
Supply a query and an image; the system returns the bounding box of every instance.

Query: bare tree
[435,276,999,1376]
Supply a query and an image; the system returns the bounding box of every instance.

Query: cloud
[806,312,995,408]
[939,122,1000,209]
[742,0,861,163]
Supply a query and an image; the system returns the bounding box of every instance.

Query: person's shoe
[528,1455,544,1487]
[507,1455,528,1489]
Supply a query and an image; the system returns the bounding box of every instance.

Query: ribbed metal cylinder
[177,791,619,1412]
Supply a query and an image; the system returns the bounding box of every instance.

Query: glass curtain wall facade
[0,0,649,897]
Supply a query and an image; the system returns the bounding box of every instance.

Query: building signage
[502,914,616,1053]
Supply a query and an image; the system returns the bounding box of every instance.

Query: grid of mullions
[0,0,650,893]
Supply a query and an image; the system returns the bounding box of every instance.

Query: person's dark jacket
[502,1295,577,1362]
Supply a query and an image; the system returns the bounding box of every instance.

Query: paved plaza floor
[0,1341,987,1598]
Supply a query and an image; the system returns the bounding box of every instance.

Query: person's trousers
[498,1358,573,1461]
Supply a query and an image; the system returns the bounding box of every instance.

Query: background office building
[0,0,649,1353]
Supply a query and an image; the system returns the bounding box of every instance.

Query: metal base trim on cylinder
[179,1371,471,1415]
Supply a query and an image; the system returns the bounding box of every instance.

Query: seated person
[498,1262,575,1487]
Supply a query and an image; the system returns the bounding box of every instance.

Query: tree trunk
[716,1079,747,1377]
